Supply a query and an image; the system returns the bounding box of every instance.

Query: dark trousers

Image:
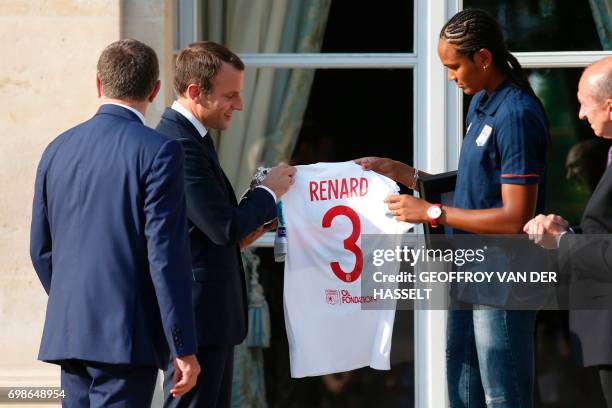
[60,359,158,408]
[163,346,234,408]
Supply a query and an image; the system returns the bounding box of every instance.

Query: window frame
[174,1,612,406]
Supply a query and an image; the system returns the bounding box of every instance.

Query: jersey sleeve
[497,105,546,185]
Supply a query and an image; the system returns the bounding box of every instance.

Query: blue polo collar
[476,80,513,116]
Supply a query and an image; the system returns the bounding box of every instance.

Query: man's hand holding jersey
[240,164,296,249]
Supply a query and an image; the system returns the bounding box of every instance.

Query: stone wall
[122,0,174,123]
[0,0,171,395]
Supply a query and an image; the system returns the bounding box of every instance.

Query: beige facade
[0,0,172,395]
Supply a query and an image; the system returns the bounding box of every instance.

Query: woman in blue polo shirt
[357,9,549,408]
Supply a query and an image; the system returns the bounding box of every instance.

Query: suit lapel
[199,134,236,202]
[201,135,220,164]
[221,171,238,205]
[582,164,612,232]
[161,108,236,201]
[594,164,612,196]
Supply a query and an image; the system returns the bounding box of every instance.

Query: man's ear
[186,83,203,103]
[147,80,161,103]
[606,98,612,120]
[96,75,102,98]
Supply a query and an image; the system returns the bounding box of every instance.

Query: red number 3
[322,205,363,282]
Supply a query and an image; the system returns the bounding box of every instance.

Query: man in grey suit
[525,56,612,407]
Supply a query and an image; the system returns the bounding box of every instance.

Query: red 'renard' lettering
[350,178,359,197]
[319,180,327,200]
[328,179,338,198]
[340,179,349,198]
[309,181,319,201]
[359,178,368,196]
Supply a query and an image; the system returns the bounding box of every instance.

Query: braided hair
[440,9,546,117]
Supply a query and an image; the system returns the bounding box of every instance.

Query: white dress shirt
[170,101,277,202]
[171,101,207,137]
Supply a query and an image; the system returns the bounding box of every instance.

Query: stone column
[0,2,174,404]
[0,0,120,392]
[121,0,174,125]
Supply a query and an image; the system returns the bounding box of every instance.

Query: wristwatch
[426,204,443,228]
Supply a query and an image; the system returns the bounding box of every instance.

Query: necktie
[202,134,233,199]
[203,135,219,164]
[608,146,612,167]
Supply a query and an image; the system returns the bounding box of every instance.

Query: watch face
[427,206,442,219]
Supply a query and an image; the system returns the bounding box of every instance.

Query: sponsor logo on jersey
[325,289,377,305]
[325,289,340,305]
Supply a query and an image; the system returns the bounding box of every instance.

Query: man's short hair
[173,41,244,97]
[97,39,159,101]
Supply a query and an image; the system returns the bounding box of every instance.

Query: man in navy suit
[156,41,296,408]
[30,39,201,407]
[525,56,612,407]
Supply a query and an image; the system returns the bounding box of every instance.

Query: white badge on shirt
[475,125,493,147]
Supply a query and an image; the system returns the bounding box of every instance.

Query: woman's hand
[354,157,400,180]
[385,194,430,223]
[355,157,422,189]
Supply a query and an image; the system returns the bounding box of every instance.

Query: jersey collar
[476,80,513,116]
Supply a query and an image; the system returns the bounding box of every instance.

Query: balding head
[577,57,612,138]
[582,56,612,102]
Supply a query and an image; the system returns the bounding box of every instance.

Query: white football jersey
[281,161,411,377]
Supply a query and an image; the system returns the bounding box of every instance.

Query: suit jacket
[558,163,612,366]
[30,104,197,369]
[156,108,276,347]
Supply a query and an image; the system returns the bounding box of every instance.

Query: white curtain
[589,0,612,50]
[201,0,331,194]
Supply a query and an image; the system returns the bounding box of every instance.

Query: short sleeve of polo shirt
[496,105,546,185]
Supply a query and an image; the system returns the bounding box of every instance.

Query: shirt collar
[476,80,513,116]
[171,101,208,138]
[103,102,146,124]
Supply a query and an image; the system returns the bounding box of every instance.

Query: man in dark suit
[30,39,201,407]
[524,56,612,406]
[156,41,296,408]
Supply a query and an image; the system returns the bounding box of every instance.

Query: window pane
[176,0,195,50]
[257,250,415,407]
[296,68,413,166]
[462,0,607,51]
[526,68,612,223]
[236,67,414,406]
[232,67,413,168]
[462,69,611,407]
[199,0,413,54]
[320,0,414,53]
